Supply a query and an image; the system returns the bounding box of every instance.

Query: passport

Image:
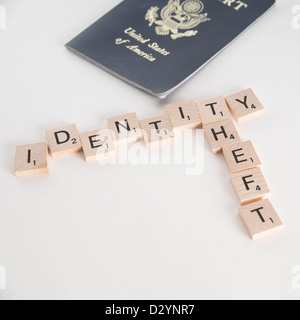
[66,0,275,98]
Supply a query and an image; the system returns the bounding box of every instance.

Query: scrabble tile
[140,114,174,146]
[239,199,284,240]
[225,88,265,122]
[46,123,82,158]
[15,142,48,177]
[107,112,143,143]
[197,96,231,125]
[222,140,262,173]
[231,167,270,205]
[166,100,202,129]
[204,119,241,153]
[80,128,116,162]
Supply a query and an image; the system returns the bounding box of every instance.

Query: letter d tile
[46,123,82,158]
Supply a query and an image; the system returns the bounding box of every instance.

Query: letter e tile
[222,140,262,173]
[80,128,116,162]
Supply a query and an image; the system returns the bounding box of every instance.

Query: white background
[0,0,300,300]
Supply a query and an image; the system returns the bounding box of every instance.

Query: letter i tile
[166,100,202,129]
[15,142,48,176]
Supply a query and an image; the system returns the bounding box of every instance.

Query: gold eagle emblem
[145,0,211,40]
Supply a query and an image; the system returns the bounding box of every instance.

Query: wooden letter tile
[222,140,262,173]
[15,142,48,177]
[46,123,82,158]
[225,88,265,122]
[239,199,284,240]
[231,167,270,205]
[204,119,241,153]
[197,96,231,125]
[140,114,174,147]
[80,128,116,162]
[166,100,202,129]
[107,112,143,143]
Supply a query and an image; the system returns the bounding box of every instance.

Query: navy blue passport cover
[66,0,275,98]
